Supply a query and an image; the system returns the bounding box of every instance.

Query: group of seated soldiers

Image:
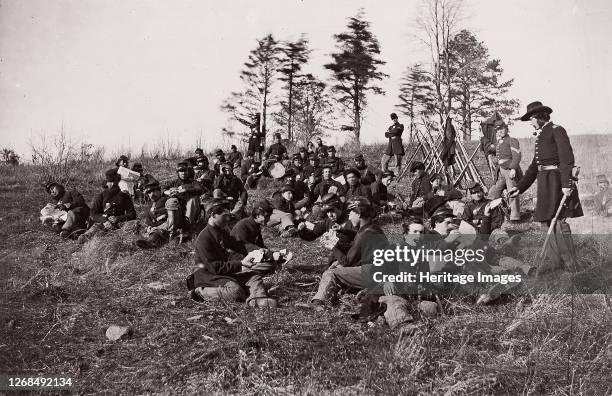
[42,143,536,328]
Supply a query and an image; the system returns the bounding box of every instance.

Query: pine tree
[277,36,311,142]
[324,9,388,143]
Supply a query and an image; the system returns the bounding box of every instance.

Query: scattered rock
[146,281,169,291]
[7,319,15,329]
[186,315,203,321]
[418,301,439,317]
[224,317,240,325]
[105,325,132,341]
[202,335,214,341]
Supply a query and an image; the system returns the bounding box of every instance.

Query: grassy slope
[1,139,611,395]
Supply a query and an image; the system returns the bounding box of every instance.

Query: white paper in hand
[328,186,338,195]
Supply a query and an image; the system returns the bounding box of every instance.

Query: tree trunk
[353,80,361,142]
[287,69,293,141]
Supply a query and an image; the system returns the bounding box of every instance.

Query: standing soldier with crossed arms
[381,113,405,174]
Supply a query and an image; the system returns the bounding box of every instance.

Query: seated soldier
[135,182,184,249]
[288,153,305,181]
[370,170,396,210]
[354,153,380,185]
[239,151,255,183]
[321,146,345,176]
[303,154,323,188]
[314,137,328,159]
[184,148,204,167]
[243,160,264,190]
[592,174,612,217]
[344,168,372,202]
[297,146,309,163]
[78,169,137,244]
[132,163,157,204]
[163,162,204,231]
[213,149,228,175]
[194,155,215,193]
[461,181,504,233]
[309,197,412,328]
[44,182,90,238]
[270,185,300,238]
[231,199,273,251]
[227,144,243,169]
[186,199,277,308]
[214,162,248,217]
[313,165,345,203]
[115,155,129,169]
[424,173,463,201]
[408,161,432,208]
[279,168,311,210]
[264,133,288,162]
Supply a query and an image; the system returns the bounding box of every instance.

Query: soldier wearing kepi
[381,113,405,173]
[488,119,522,222]
[78,169,137,244]
[509,101,583,272]
[135,182,183,249]
[44,182,90,238]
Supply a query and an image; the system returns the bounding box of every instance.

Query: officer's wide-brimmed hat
[596,174,609,184]
[519,101,553,121]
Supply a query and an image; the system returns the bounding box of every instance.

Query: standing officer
[381,113,405,174]
[509,101,583,273]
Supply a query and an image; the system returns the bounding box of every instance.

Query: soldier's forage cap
[494,119,507,129]
[308,154,319,161]
[274,132,282,139]
[165,197,180,211]
[195,148,204,154]
[466,181,483,192]
[196,155,209,164]
[381,170,395,179]
[220,162,233,171]
[298,146,306,152]
[327,145,336,152]
[431,206,455,219]
[205,198,231,214]
[284,168,297,178]
[131,163,143,172]
[176,162,189,172]
[390,113,398,120]
[344,168,361,178]
[105,168,121,182]
[280,185,296,194]
[144,181,161,194]
[321,163,333,171]
[253,199,274,213]
[519,101,553,121]
[347,196,372,211]
[596,174,609,184]
[430,173,442,182]
[354,153,365,161]
[45,181,62,193]
[231,144,237,150]
[215,149,224,156]
[292,153,302,160]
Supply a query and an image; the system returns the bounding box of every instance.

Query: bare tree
[415,0,464,129]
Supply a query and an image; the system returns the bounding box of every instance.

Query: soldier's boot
[379,295,414,329]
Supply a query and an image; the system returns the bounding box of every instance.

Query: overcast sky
[1,0,611,158]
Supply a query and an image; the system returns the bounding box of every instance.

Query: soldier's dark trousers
[63,207,89,232]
